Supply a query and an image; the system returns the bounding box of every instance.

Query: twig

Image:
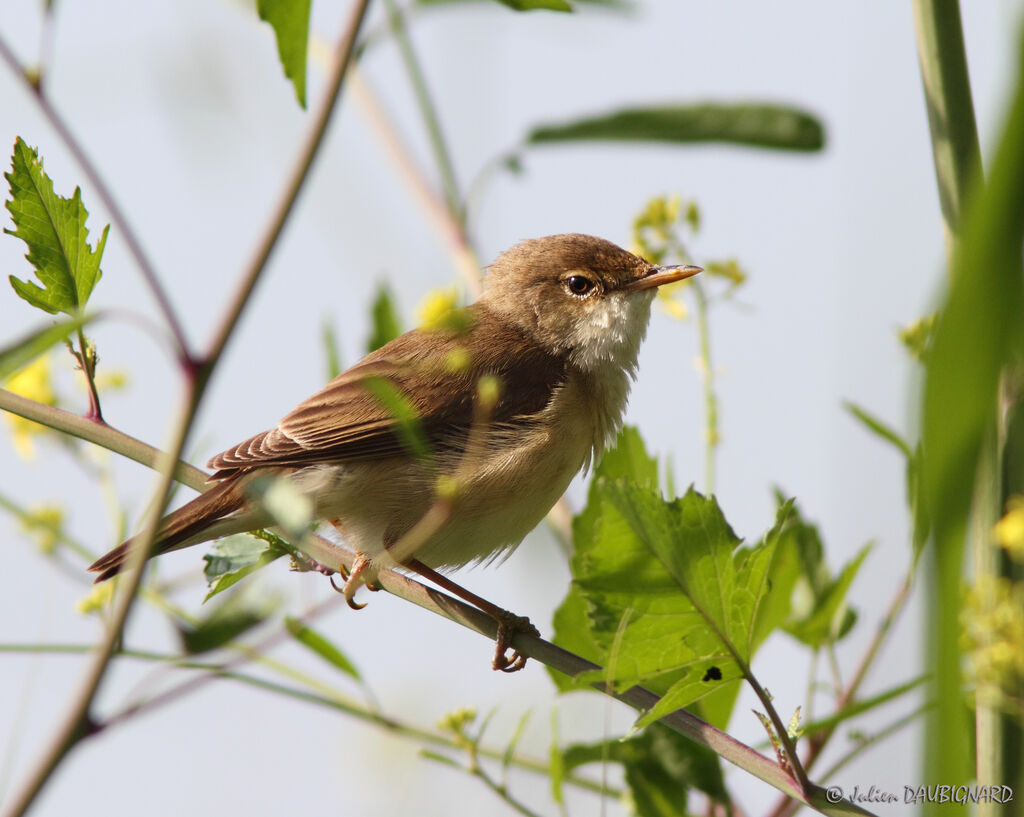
[692,279,717,493]
[0,6,373,814]
[0,33,190,360]
[0,642,615,798]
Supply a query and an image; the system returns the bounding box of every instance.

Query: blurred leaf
[563,723,727,813]
[366,283,403,353]
[284,616,362,680]
[416,0,632,8]
[362,375,431,458]
[5,137,109,315]
[203,533,286,601]
[0,314,92,380]
[899,314,935,363]
[784,544,869,648]
[528,103,825,152]
[843,401,912,459]
[771,493,866,648]
[256,0,311,108]
[800,675,928,739]
[920,34,1024,789]
[322,318,342,379]
[179,590,274,654]
[496,0,571,10]
[244,473,315,543]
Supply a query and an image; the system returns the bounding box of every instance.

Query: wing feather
[207,304,566,476]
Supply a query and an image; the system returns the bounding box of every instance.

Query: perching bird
[90,234,700,670]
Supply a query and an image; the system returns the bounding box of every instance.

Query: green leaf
[784,544,870,648]
[770,494,866,648]
[362,375,431,458]
[495,0,571,10]
[563,724,727,814]
[548,426,658,693]
[366,282,404,353]
[256,0,312,108]
[5,137,109,316]
[921,30,1024,791]
[0,314,93,380]
[178,590,274,654]
[843,401,912,459]
[203,533,286,601]
[284,616,362,680]
[799,675,928,740]
[322,318,343,379]
[528,103,826,152]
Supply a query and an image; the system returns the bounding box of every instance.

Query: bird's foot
[491,610,539,673]
[329,553,380,610]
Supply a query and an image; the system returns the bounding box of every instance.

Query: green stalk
[911,0,983,802]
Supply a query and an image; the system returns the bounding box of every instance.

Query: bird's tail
[89,478,246,583]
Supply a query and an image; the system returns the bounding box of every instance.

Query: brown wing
[207,303,567,477]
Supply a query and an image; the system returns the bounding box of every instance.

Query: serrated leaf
[549,426,659,693]
[203,533,285,601]
[366,282,403,353]
[178,590,274,654]
[528,103,825,152]
[256,0,311,108]
[5,137,109,316]
[0,314,93,380]
[843,401,912,459]
[284,616,362,680]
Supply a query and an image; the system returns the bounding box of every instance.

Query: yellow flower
[76,580,114,615]
[962,576,1024,701]
[18,504,65,554]
[4,354,57,460]
[417,287,470,334]
[994,496,1024,562]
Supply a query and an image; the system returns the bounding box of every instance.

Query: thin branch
[199,0,373,384]
[0,33,190,359]
[0,385,865,814]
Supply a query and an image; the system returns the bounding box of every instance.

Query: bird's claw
[328,553,378,610]
[492,611,539,673]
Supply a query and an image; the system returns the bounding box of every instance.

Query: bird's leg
[403,558,539,673]
[326,519,381,609]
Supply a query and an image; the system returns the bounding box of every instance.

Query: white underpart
[565,289,656,462]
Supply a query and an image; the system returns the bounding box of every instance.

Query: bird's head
[482,233,701,373]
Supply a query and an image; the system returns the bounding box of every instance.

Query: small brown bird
[90,234,700,670]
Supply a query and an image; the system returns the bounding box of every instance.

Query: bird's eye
[565,275,595,296]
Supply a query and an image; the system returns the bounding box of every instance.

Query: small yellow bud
[77,580,114,615]
[4,355,57,460]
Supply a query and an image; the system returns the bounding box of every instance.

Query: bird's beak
[623,264,703,292]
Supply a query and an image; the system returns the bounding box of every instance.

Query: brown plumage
[88,234,699,587]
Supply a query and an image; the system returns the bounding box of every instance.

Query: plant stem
[0,34,190,361]
[911,0,984,799]
[381,0,462,223]
[0,642,615,798]
[911,0,982,251]
[692,280,718,493]
[73,327,103,422]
